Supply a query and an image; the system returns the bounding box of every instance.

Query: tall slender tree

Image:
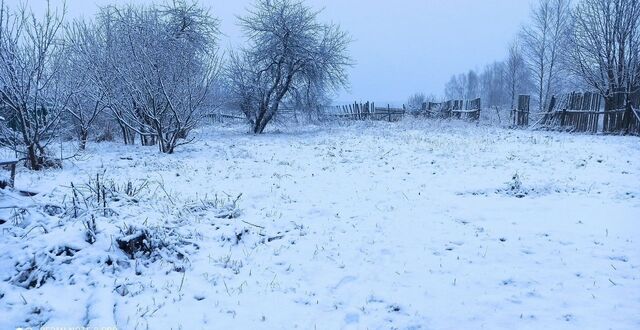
[521,0,572,112]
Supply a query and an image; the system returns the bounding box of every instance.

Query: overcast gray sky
[6,0,534,104]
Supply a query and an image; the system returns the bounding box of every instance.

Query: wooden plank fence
[512,95,530,127]
[530,91,640,135]
[202,92,639,136]
[427,98,481,121]
[324,102,406,122]
[326,98,481,122]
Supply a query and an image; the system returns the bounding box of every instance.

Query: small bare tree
[227,0,352,134]
[0,1,68,169]
[406,92,426,115]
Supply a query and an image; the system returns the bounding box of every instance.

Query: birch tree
[521,0,572,112]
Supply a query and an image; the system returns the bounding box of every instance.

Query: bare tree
[569,0,640,110]
[100,1,221,153]
[406,92,426,115]
[444,75,460,100]
[0,1,68,169]
[227,0,352,134]
[480,61,509,108]
[521,0,572,112]
[62,20,111,150]
[444,74,465,100]
[505,39,531,109]
[465,70,480,99]
[444,70,480,101]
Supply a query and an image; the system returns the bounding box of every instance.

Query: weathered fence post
[515,95,530,126]
[388,104,391,122]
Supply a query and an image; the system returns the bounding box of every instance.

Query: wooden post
[388,104,391,122]
[516,95,530,126]
[1,160,18,189]
[9,163,15,188]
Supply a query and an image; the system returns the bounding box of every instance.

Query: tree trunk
[27,143,40,170]
[79,129,88,150]
[253,104,269,134]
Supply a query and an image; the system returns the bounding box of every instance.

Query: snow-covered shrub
[182,193,243,219]
[115,223,197,271]
[501,172,529,198]
[11,245,81,289]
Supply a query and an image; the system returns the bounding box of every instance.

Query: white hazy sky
[6,0,534,104]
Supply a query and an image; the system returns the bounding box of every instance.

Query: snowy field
[1,119,639,329]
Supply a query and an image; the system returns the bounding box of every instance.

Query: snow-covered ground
[1,119,639,329]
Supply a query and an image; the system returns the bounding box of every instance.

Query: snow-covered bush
[500,172,531,198]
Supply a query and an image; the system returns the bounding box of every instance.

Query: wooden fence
[203,92,639,136]
[326,98,481,122]
[325,102,405,122]
[537,92,601,133]
[511,95,530,127]
[427,98,481,121]
[522,91,640,135]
